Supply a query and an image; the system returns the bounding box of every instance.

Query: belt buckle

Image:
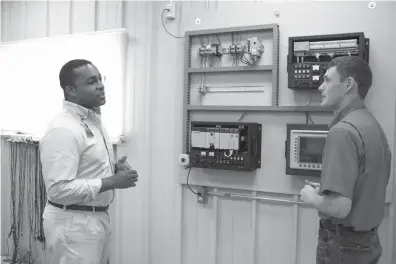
[92,206,96,213]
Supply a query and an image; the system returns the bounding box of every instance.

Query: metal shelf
[187,105,332,113]
[185,23,278,36]
[183,23,281,153]
[188,65,272,73]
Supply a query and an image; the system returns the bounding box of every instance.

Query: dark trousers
[316,220,382,264]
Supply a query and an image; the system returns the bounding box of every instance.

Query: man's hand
[305,180,320,188]
[305,180,320,194]
[300,184,319,205]
[100,166,139,193]
[113,169,139,189]
[115,156,132,172]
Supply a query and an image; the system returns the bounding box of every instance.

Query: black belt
[320,219,376,233]
[48,200,109,212]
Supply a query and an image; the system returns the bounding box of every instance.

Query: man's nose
[96,84,104,91]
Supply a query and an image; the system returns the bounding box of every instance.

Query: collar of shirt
[329,98,366,128]
[63,100,101,123]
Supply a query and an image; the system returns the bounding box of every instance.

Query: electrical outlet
[197,186,208,204]
[165,3,176,20]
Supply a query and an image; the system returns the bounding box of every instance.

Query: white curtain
[0,29,128,141]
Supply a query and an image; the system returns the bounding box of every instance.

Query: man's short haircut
[327,56,372,99]
[59,59,92,90]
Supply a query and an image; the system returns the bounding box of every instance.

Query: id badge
[81,122,94,137]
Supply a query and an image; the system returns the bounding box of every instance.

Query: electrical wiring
[8,141,26,263]
[216,56,222,67]
[186,166,199,195]
[35,144,47,244]
[6,139,46,264]
[161,9,185,39]
[240,46,253,66]
[216,35,221,45]
[9,141,19,262]
[305,112,314,124]
[198,34,223,68]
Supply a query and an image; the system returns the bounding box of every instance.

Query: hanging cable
[6,138,44,264]
[161,9,185,39]
[186,166,198,195]
[36,143,47,244]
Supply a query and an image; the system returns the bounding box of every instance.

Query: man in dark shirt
[300,56,392,264]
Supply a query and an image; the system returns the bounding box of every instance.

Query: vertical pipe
[213,188,219,264]
[272,24,279,106]
[69,0,74,34]
[144,2,154,263]
[94,0,98,31]
[251,191,258,264]
[179,186,186,264]
[121,0,126,29]
[45,0,50,37]
[293,195,301,264]
[22,1,27,40]
[112,145,120,264]
[390,89,396,264]
[0,0,3,43]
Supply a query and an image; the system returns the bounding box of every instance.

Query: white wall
[1,1,396,264]
[138,1,396,264]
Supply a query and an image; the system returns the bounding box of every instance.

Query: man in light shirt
[40,59,138,264]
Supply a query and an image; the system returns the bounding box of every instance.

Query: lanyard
[77,113,114,174]
[77,113,115,203]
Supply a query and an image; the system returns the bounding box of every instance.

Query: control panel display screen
[286,123,329,177]
[299,137,326,163]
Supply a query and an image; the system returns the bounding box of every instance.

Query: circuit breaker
[287,32,370,90]
[189,122,262,171]
[197,35,264,63]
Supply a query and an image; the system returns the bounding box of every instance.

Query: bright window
[0,29,128,142]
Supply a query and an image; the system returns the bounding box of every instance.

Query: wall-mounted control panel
[287,32,370,90]
[285,123,329,177]
[189,122,262,171]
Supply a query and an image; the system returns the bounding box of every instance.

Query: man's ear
[64,85,76,98]
[345,77,357,94]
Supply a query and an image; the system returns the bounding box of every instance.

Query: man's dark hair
[327,56,372,99]
[59,59,92,90]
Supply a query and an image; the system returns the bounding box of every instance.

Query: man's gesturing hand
[113,169,139,189]
[115,156,132,172]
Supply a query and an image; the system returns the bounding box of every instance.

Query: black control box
[287,32,369,90]
[189,122,262,171]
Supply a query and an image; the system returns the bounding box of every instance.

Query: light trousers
[43,203,112,264]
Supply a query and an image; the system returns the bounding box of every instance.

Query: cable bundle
[6,139,46,264]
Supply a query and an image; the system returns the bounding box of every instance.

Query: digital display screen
[299,137,326,163]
